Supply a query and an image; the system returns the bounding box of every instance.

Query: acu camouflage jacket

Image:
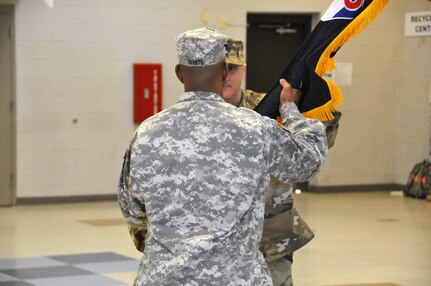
[118,91,327,285]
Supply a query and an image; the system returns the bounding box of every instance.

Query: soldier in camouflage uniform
[118,27,328,286]
[223,38,341,286]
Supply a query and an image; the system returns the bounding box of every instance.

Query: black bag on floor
[404,160,431,199]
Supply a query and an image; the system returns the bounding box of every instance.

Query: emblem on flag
[322,0,367,21]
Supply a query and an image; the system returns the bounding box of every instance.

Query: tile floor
[0,191,430,286]
[0,252,139,286]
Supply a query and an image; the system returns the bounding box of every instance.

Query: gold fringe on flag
[304,0,390,121]
[302,79,343,120]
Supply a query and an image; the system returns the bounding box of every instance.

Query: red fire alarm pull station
[133,64,162,124]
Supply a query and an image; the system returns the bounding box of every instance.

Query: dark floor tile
[0,282,34,286]
[0,257,64,270]
[47,252,134,265]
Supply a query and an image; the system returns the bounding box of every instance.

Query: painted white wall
[393,1,431,186]
[10,0,431,198]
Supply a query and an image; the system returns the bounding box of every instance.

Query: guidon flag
[254,0,391,121]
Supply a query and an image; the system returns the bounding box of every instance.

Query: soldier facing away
[118,27,328,286]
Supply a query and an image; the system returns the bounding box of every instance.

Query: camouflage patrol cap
[225,37,245,66]
[176,27,228,67]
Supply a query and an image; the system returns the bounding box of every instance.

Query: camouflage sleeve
[240,90,266,109]
[260,206,314,262]
[239,95,324,261]
[263,177,293,218]
[118,145,148,253]
[258,177,314,262]
[266,102,328,184]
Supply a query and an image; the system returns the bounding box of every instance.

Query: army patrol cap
[225,37,245,66]
[176,27,228,67]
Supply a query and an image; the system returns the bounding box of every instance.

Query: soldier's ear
[175,65,184,83]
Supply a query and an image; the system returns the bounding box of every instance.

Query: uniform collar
[238,90,246,107]
[178,91,224,103]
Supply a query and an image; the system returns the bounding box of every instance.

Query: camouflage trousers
[267,255,293,286]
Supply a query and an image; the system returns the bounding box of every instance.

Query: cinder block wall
[9,0,431,198]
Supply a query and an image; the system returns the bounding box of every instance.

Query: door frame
[0,4,16,206]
